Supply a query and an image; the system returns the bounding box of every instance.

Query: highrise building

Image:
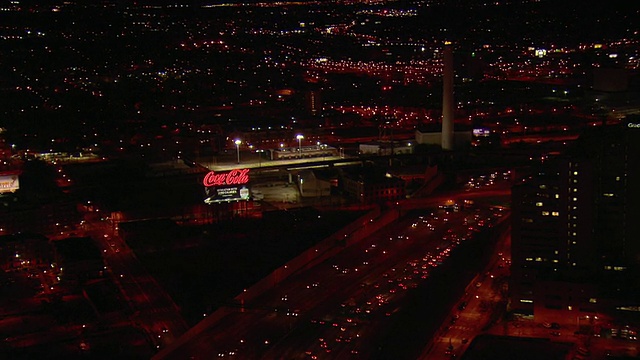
[510,157,596,318]
[510,119,640,322]
[305,88,322,116]
[576,120,640,287]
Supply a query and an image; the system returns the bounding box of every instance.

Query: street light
[296,134,304,155]
[234,139,241,164]
[256,149,265,168]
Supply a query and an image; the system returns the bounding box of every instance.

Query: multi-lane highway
[155,190,509,360]
[420,218,511,359]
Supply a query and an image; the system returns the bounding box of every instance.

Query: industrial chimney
[441,41,454,150]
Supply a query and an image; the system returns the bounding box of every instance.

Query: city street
[82,212,189,350]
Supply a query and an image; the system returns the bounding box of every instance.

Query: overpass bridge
[196,154,361,173]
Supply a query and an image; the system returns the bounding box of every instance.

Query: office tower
[576,121,640,287]
[510,119,640,321]
[510,157,595,318]
[305,89,321,116]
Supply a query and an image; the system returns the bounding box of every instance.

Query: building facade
[511,156,595,317]
[510,120,640,324]
[341,166,405,203]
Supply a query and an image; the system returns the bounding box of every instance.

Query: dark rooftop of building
[53,236,102,262]
[461,334,573,360]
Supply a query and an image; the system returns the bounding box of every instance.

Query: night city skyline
[1,0,639,359]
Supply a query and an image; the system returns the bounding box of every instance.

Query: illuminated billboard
[0,173,19,194]
[203,169,251,204]
[473,128,491,137]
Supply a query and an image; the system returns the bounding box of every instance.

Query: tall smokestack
[441,41,454,151]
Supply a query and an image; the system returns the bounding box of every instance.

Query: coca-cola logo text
[203,169,250,187]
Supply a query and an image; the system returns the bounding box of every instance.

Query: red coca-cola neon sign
[203,169,250,187]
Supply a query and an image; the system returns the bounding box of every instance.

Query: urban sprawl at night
[0,0,639,359]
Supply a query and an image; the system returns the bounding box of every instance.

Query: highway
[419,219,511,359]
[155,187,510,360]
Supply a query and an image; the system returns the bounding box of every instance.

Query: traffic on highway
[158,195,509,360]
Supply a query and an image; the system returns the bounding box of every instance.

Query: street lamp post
[234,139,241,164]
[296,134,304,156]
[256,149,264,168]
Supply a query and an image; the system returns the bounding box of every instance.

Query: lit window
[589,298,597,303]
[555,194,560,198]
[552,211,559,216]
[525,257,533,261]
[573,197,578,201]
[553,259,559,263]
[536,202,543,207]
[539,185,547,189]
[535,257,542,262]
[542,211,550,216]
[520,299,533,303]
[573,171,578,175]
[568,306,573,310]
